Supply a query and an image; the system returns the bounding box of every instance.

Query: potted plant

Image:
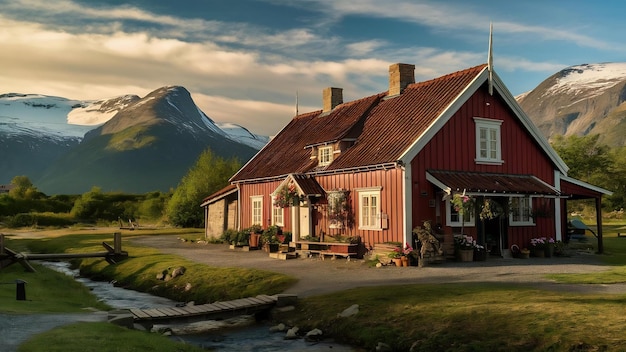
[262,225,282,253]
[530,237,551,257]
[248,224,263,249]
[387,247,403,267]
[454,234,476,262]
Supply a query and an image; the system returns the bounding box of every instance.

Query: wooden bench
[296,241,359,260]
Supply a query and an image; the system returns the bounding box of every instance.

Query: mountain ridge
[517,62,626,148]
[0,87,268,194]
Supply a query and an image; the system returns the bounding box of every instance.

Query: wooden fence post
[114,232,122,255]
[0,234,4,256]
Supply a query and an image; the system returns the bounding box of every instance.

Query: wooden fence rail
[0,232,128,272]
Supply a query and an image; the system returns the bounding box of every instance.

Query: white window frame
[271,196,284,226]
[318,146,333,166]
[474,117,503,165]
[445,198,475,227]
[509,196,534,226]
[251,196,263,226]
[358,188,381,230]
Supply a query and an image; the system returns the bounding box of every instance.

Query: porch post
[596,197,604,254]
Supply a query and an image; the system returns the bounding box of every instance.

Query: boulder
[269,323,286,332]
[304,328,323,341]
[284,326,299,339]
[337,304,359,318]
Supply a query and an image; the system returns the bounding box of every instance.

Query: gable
[231,63,568,183]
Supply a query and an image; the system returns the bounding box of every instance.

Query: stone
[304,328,323,341]
[269,323,286,332]
[284,326,299,339]
[164,274,172,282]
[337,304,359,318]
[376,342,392,352]
[184,282,192,291]
[171,266,186,278]
[376,262,382,268]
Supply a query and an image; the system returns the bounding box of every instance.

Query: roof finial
[295,90,299,116]
[488,22,493,96]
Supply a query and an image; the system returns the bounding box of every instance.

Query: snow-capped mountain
[0,87,266,194]
[518,62,626,147]
[0,91,267,148]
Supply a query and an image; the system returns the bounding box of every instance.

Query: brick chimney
[388,63,415,96]
[323,87,343,113]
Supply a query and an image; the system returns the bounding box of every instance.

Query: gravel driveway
[131,235,626,297]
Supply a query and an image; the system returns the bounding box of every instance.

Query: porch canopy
[426,170,561,196]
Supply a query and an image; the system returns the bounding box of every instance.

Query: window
[358,189,381,230]
[510,196,533,226]
[251,196,263,225]
[318,146,333,166]
[272,196,284,226]
[474,117,503,164]
[446,198,475,227]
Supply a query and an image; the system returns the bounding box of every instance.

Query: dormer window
[318,146,333,166]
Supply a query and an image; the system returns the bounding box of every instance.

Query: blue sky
[2,0,626,135]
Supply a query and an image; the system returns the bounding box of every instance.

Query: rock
[376,342,392,352]
[284,326,299,339]
[164,274,172,282]
[376,262,382,268]
[171,266,186,278]
[156,272,165,280]
[187,301,195,306]
[184,282,192,291]
[269,323,286,332]
[337,304,359,318]
[304,328,323,341]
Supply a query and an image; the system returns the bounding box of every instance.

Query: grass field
[2,224,626,352]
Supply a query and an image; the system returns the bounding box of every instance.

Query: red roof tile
[427,170,560,195]
[231,64,487,182]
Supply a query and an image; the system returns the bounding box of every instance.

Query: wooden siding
[238,168,404,247]
[411,84,558,246]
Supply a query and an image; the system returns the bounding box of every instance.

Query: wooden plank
[256,294,277,303]
[212,302,236,310]
[155,308,180,317]
[142,309,168,318]
[227,298,254,308]
[196,304,221,313]
[180,305,206,314]
[244,297,267,305]
[129,308,152,319]
[168,307,190,315]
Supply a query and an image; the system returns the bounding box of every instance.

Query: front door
[299,204,309,238]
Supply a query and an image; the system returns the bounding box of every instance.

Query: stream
[30,261,358,351]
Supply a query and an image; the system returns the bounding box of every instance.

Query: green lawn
[4,224,626,352]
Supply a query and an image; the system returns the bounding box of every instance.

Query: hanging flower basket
[274,182,300,208]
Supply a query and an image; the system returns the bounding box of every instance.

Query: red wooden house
[227,62,611,256]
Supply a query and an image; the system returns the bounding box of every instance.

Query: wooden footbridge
[0,233,128,272]
[126,294,296,329]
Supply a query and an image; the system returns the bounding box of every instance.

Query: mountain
[517,63,626,147]
[0,88,267,194]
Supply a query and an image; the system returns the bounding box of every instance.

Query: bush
[6,212,75,228]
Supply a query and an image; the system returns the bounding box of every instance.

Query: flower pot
[392,258,403,267]
[544,244,554,258]
[249,233,261,248]
[474,250,487,261]
[458,249,474,262]
[532,248,545,258]
[520,250,530,259]
[401,256,409,267]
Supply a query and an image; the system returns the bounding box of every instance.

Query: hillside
[517,63,626,147]
[0,88,266,194]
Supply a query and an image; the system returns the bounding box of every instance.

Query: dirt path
[131,235,626,297]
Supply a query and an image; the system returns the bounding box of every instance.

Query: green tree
[8,175,42,199]
[552,134,625,211]
[166,149,241,227]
